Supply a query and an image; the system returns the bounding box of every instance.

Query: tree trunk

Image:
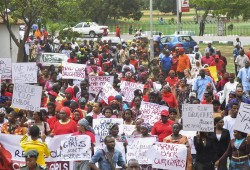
[202,9,210,21]
[17,45,25,62]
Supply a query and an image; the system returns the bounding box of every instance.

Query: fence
[108,21,250,36]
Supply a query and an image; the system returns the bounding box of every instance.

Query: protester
[20,150,46,170]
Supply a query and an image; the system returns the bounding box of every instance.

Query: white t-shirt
[223,115,236,139]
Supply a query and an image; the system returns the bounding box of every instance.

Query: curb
[199,40,234,45]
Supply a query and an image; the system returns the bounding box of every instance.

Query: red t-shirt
[72,131,96,144]
[129,59,139,70]
[201,56,214,66]
[67,57,77,63]
[162,93,178,108]
[53,120,77,135]
[2,91,12,97]
[151,120,174,142]
[121,78,136,82]
[165,77,178,87]
[210,60,225,75]
[47,115,58,131]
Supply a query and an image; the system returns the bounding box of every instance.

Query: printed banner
[89,76,114,95]
[140,101,169,126]
[181,0,190,12]
[0,134,74,170]
[120,81,144,102]
[123,125,136,136]
[61,135,91,161]
[93,118,124,142]
[234,103,250,133]
[182,104,214,132]
[0,58,11,79]
[12,83,42,111]
[127,137,156,164]
[100,82,120,104]
[12,63,37,84]
[62,62,86,80]
[149,142,187,170]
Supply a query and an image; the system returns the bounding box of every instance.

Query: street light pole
[177,0,180,34]
[149,0,154,61]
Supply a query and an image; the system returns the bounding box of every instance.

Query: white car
[100,37,124,45]
[64,22,109,38]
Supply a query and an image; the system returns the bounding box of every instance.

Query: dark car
[160,35,197,53]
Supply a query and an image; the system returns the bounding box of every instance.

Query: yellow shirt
[20,135,50,166]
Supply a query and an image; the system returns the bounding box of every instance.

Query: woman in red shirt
[52,107,77,136]
[161,84,178,109]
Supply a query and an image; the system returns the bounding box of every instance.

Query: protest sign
[127,137,156,164]
[182,104,214,132]
[179,130,196,154]
[0,133,74,169]
[12,83,42,111]
[93,118,123,142]
[207,66,218,81]
[0,58,11,79]
[140,101,169,125]
[120,81,144,102]
[149,142,187,170]
[61,135,91,161]
[12,63,37,84]
[234,102,250,133]
[62,62,86,80]
[89,76,114,95]
[100,82,120,104]
[123,125,136,136]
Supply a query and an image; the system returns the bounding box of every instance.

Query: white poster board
[149,142,187,170]
[182,104,214,132]
[127,137,156,164]
[120,81,144,102]
[93,118,124,142]
[123,125,136,136]
[12,83,42,111]
[62,62,86,80]
[100,82,120,104]
[12,63,37,83]
[61,135,91,161]
[0,58,11,79]
[140,101,169,126]
[179,130,196,154]
[234,102,250,133]
[89,76,114,95]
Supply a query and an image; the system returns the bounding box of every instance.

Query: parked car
[100,37,124,46]
[37,53,68,67]
[160,35,197,53]
[63,22,109,38]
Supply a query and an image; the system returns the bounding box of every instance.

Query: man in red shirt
[151,110,174,142]
[165,70,178,88]
[129,53,139,70]
[67,52,77,63]
[210,55,225,76]
[201,52,214,66]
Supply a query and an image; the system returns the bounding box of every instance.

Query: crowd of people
[0,32,250,170]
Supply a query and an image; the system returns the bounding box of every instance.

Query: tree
[0,0,58,62]
[155,0,177,14]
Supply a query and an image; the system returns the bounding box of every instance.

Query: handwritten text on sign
[100,82,119,104]
[0,58,11,79]
[89,76,114,95]
[120,81,144,102]
[140,101,169,126]
[123,125,136,136]
[93,118,123,142]
[62,62,86,80]
[127,137,156,164]
[12,63,37,83]
[150,142,187,170]
[182,104,214,132]
[234,103,250,134]
[12,83,42,111]
[61,135,91,161]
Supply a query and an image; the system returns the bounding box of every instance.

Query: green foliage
[155,0,177,14]
[58,28,81,41]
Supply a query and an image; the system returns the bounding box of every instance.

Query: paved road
[78,34,250,46]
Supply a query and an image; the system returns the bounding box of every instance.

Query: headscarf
[78,118,95,134]
[140,123,151,132]
[65,87,75,97]
[60,107,71,117]
[79,97,86,103]
[0,107,6,115]
[72,109,83,123]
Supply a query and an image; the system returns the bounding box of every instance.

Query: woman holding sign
[163,123,192,170]
[215,130,250,170]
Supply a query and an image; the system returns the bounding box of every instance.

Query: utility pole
[149,0,154,61]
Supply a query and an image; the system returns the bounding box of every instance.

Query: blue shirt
[233,48,240,59]
[161,56,172,71]
[192,76,216,100]
[90,147,125,170]
[237,67,250,91]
